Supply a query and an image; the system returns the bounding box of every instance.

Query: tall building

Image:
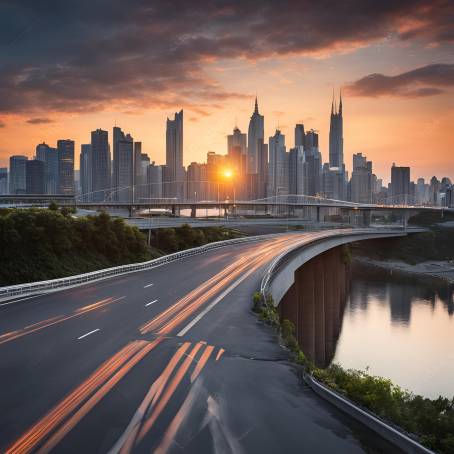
[9,155,28,195]
[329,92,344,169]
[166,110,184,199]
[80,144,91,201]
[257,139,268,199]
[206,151,227,200]
[288,146,307,195]
[91,129,111,202]
[0,168,7,195]
[57,139,75,194]
[187,162,207,201]
[135,151,150,202]
[26,159,45,194]
[247,97,264,198]
[268,129,288,197]
[227,126,247,199]
[304,129,322,196]
[350,153,372,203]
[36,142,58,194]
[147,162,163,200]
[390,164,410,204]
[295,124,305,148]
[112,127,133,202]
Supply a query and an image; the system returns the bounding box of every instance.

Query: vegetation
[149,224,242,254]
[0,208,152,285]
[0,207,242,286]
[253,292,454,453]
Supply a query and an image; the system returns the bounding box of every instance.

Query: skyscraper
[80,144,91,201]
[288,146,307,196]
[0,168,7,195]
[57,139,75,194]
[91,129,111,202]
[304,129,322,196]
[227,126,247,198]
[112,127,133,202]
[186,162,207,201]
[147,162,163,200]
[350,153,372,203]
[36,143,58,194]
[329,92,344,169]
[247,97,264,198]
[9,155,28,195]
[166,110,184,199]
[295,124,305,148]
[390,164,410,204]
[268,129,288,197]
[26,159,46,194]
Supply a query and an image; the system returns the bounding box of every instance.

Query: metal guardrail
[0,233,285,302]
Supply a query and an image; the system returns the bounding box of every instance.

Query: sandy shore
[354,256,454,283]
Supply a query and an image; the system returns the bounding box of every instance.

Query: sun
[223,169,233,178]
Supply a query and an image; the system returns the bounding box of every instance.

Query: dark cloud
[26,117,54,124]
[0,0,452,114]
[345,64,454,98]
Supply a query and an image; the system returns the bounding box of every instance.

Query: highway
[0,231,400,453]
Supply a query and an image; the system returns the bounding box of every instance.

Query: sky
[0,0,453,183]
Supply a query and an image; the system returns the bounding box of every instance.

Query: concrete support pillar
[316,206,321,223]
[362,209,371,227]
[297,261,315,361]
[314,256,326,366]
[190,205,197,218]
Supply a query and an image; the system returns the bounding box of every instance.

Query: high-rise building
[247,97,264,194]
[91,129,111,202]
[112,127,133,202]
[147,162,163,200]
[295,124,305,148]
[206,151,227,200]
[304,129,322,196]
[134,151,150,202]
[9,155,28,195]
[350,153,372,203]
[288,146,307,196]
[0,168,8,195]
[187,162,208,201]
[166,110,184,199]
[390,164,410,204]
[36,142,58,194]
[257,139,268,199]
[322,164,345,200]
[57,139,75,194]
[268,129,288,197]
[26,159,46,194]
[227,126,247,199]
[80,144,91,201]
[329,92,344,169]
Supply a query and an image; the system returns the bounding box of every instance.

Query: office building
[9,155,28,195]
[80,144,91,201]
[350,153,372,203]
[112,127,133,202]
[91,129,111,202]
[390,164,410,204]
[187,162,208,201]
[247,98,264,198]
[26,159,46,194]
[147,162,163,200]
[36,142,58,194]
[288,146,307,195]
[0,168,8,195]
[57,139,74,194]
[166,110,185,199]
[268,129,288,197]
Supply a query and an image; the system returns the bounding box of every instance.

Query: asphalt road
[0,231,400,453]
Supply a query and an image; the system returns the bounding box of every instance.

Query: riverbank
[254,293,454,453]
[354,256,454,283]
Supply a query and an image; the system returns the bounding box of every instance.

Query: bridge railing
[0,233,285,302]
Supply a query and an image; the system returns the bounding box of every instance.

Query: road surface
[0,231,399,453]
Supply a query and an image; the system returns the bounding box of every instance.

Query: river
[331,262,454,399]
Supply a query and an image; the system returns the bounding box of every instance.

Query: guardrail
[0,233,285,302]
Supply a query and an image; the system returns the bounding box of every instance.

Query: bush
[0,208,152,285]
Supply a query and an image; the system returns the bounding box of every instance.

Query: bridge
[0,227,426,452]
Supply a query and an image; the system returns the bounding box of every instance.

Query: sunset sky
[0,1,453,183]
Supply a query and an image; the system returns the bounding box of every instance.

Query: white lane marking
[77,328,100,340]
[145,299,158,307]
[144,283,154,288]
[177,266,257,337]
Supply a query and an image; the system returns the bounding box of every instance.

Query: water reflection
[332,263,454,398]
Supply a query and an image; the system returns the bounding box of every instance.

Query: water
[332,263,454,399]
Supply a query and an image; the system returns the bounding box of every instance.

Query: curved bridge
[0,228,420,453]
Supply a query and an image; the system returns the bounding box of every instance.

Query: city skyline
[0,2,453,181]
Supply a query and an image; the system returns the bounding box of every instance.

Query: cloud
[0,1,452,115]
[345,63,454,98]
[26,117,54,124]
